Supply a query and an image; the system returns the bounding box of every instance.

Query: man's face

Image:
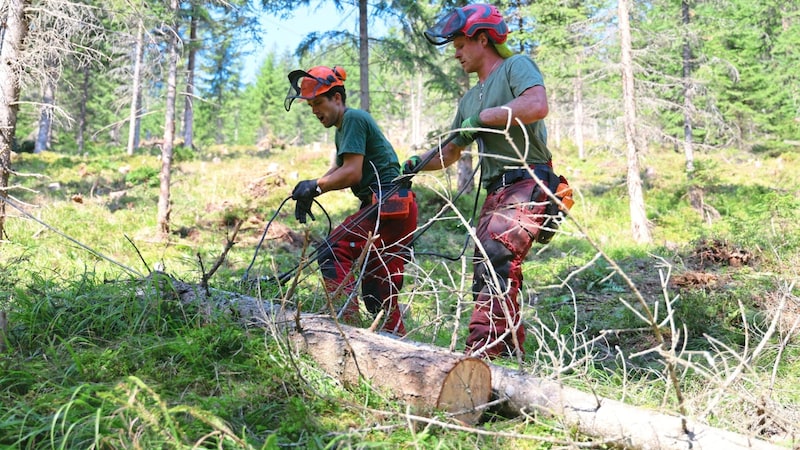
[307,94,343,129]
[452,35,482,74]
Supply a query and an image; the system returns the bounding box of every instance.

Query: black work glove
[294,198,315,224]
[292,179,321,224]
[401,155,423,175]
[292,179,321,201]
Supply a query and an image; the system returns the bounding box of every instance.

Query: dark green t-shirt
[451,54,553,187]
[335,108,400,199]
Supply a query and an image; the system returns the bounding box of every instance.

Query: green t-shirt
[451,54,553,187]
[335,108,401,199]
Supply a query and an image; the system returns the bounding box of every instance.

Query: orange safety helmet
[284,66,347,111]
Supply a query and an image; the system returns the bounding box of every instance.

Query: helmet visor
[284,69,326,111]
[424,9,467,45]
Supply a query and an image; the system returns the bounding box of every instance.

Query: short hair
[322,85,347,104]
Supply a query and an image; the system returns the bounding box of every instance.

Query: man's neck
[479,56,503,82]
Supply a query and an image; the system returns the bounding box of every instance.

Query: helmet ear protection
[284,66,347,111]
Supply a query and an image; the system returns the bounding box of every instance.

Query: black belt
[485,163,556,193]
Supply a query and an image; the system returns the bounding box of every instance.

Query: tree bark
[410,71,423,149]
[551,91,562,148]
[182,8,197,150]
[292,316,491,425]
[34,69,55,153]
[157,5,179,238]
[490,367,781,450]
[573,54,586,161]
[618,0,652,244]
[127,21,145,156]
[681,0,695,174]
[160,276,783,449]
[161,275,491,424]
[358,0,370,112]
[77,64,89,153]
[0,0,29,240]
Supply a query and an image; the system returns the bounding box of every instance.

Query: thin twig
[125,234,152,274]
[200,219,242,291]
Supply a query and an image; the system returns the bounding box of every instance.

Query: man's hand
[460,114,485,143]
[401,155,423,175]
[292,179,321,200]
[292,179,320,224]
[294,198,315,224]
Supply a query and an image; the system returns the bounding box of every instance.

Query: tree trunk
[182,8,197,150]
[77,64,90,153]
[159,276,783,450]
[160,275,491,424]
[573,54,586,161]
[358,0,370,112]
[0,0,29,240]
[410,71,423,149]
[214,108,224,145]
[681,0,695,174]
[157,7,179,238]
[292,316,491,425]
[34,68,56,153]
[490,367,783,450]
[457,153,474,195]
[551,91,561,148]
[618,0,652,244]
[127,21,145,156]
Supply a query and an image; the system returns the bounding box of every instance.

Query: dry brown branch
[198,219,242,292]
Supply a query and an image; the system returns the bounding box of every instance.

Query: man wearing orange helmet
[284,65,417,336]
[402,4,572,358]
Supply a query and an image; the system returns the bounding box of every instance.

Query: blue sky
[242,3,360,83]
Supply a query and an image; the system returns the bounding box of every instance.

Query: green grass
[1,140,799,448]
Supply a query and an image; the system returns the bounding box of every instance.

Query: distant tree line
[2,0,798,239]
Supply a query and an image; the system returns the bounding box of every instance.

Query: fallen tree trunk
[162,275,785,449]
[490,366,782,450]
[292,315,491,425]
[163,275,491,424]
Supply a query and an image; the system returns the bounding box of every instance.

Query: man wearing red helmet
[284,65,417,336]
[403,4,572,358]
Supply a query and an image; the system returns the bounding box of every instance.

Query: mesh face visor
[424,8,467,45]
[424,5,509,47]
[284,67,346,111]
[285,70,321,111]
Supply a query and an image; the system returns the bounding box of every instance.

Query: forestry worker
[284,65,417,336]
[401,3,573,359]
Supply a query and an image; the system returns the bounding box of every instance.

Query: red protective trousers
[465,178,549,358]
[317,191,418,336]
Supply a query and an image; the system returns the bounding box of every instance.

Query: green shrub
[125,166,160,187]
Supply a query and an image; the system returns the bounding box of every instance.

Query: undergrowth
[1,141,799,448]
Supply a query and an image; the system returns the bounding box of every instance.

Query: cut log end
[437,357,492,424]
[287,316,492,424]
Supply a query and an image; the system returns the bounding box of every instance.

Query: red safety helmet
[425,4,512,58]
[284,65,347,111]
